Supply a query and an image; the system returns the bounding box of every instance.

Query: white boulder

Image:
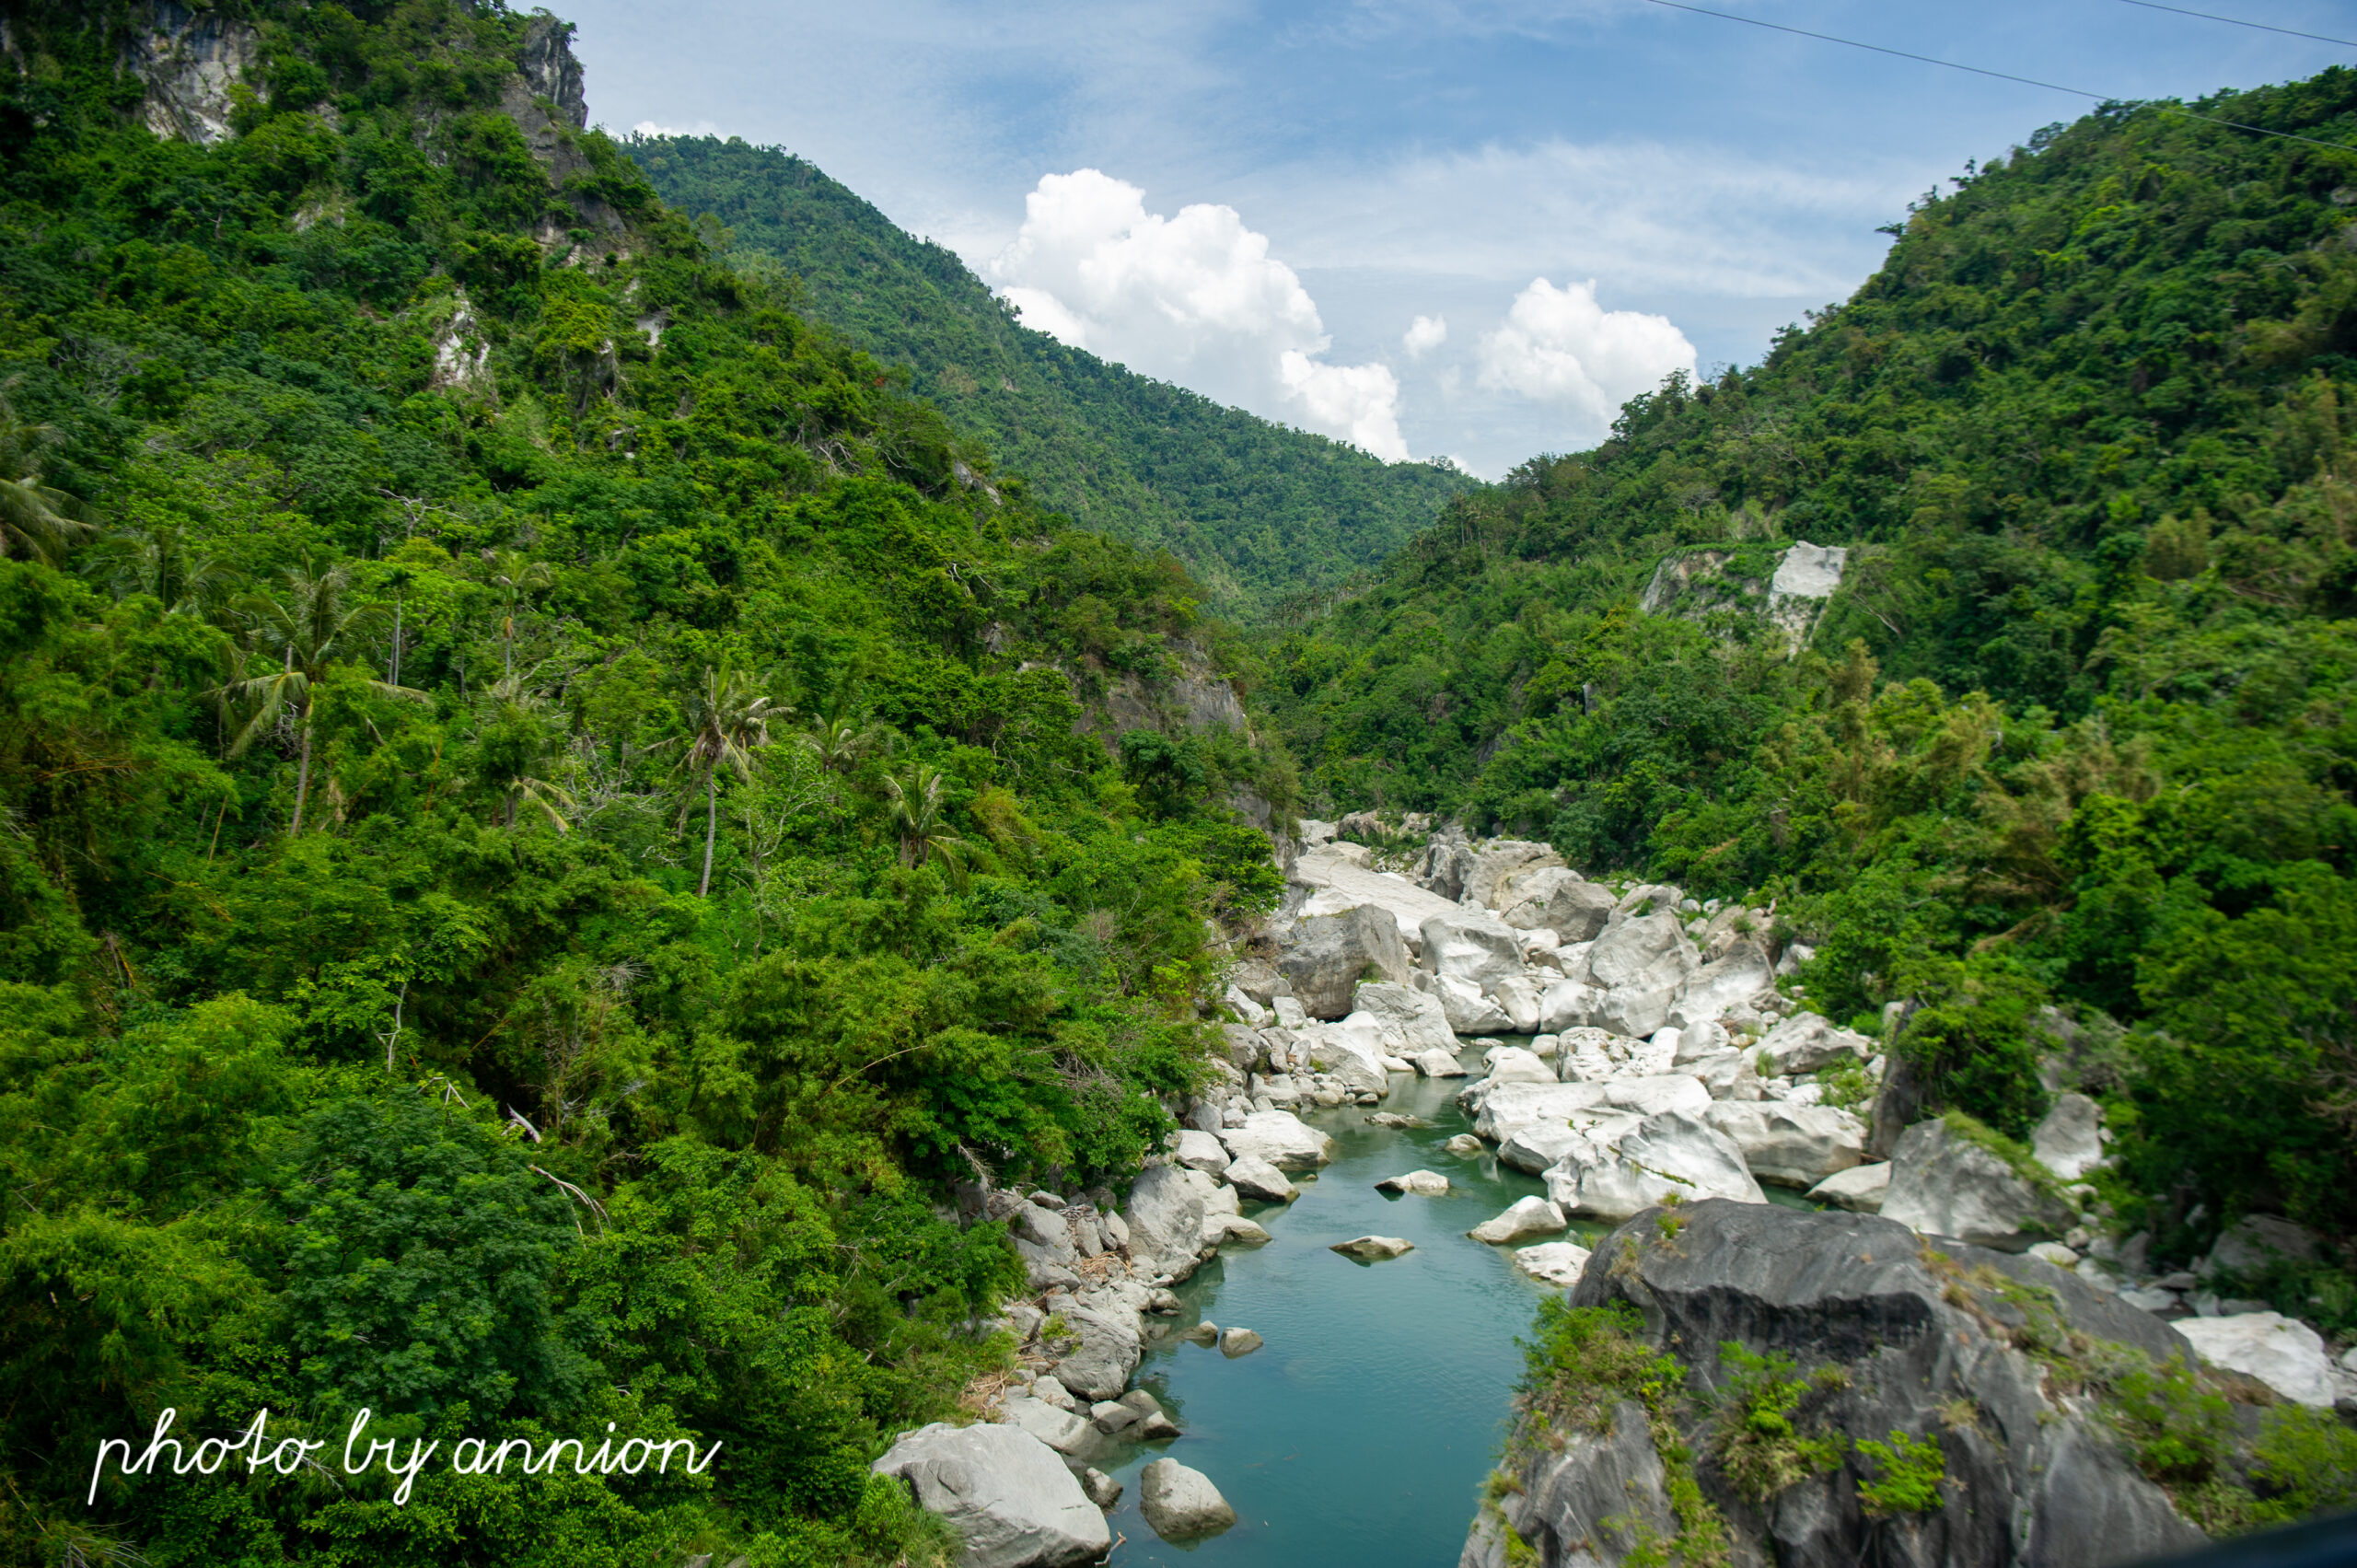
[1376,1169,1451,1196]
[1666,947,1774,1031]
[872,1422,1112,1568]
[1547,1109,1766,1221]
[2177,1313,2337,1407]
[1881,1118,2074,1252]
[1138,1458,1237,1541]
[1351,981,1457,1053]
[1807,1161,1891,1214]
[1278,901,1411,1017]
[1223,1153,1298,1202]
[1332,1234,1415,1260]
[1756,1013,1873,1076]
[1464,840,1565,911]
[1469,1195,1567,1245]
[1219,1110,1335,1171]
[1701,1101,1866,1188]
[1171,1129,1231,1178]
[2030,1092,2106,1181]
[1513,1241,1593,1287]
[1420,909,1525,988]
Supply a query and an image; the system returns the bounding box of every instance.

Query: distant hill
[627,134,1476,617]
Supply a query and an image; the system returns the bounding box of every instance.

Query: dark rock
[1469,1201,2208,1568]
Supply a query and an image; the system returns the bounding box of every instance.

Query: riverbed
[1093,1061,1611,1567]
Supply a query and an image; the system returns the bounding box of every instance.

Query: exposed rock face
[1465,841,1565,911]
[1668,946,1774,1031]
[122,1,261,145]
[1701,1100,1866,1189]
[872,1423,1112,1568]
[2030,1092,2106,1181]
[2201,1214,2319,1279]
[1287,844,1461,941]
[1882,1118,2076,1252]
[1468,1202,2206,1568]
[1767,540,1848,640]
[1138,1458,1237,1541]
[1421,909,1526,989]
[2176,1312,2337,1407]
[1280,902,1411,1016]
[1757,1012,1873,1076]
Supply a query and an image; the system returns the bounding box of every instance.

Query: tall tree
[0,392,97,564]
[220,562,414,834]
[483,550,553,678]
[667,663,782,897]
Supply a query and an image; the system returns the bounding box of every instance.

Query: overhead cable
[2113,0,2357,51]
[1641,0,2357,155]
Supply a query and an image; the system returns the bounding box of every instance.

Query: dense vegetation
[1273,78,2357,1305]
[626,134,1477,618]
[0,3,1287,1562]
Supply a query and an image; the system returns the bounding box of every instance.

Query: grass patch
[1708,1343,1847,1503]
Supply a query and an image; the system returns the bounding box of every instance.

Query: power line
[2113,0,2357,51]
[1642,0,2357,155]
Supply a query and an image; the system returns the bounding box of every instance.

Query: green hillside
[626,134,1477,616]
[1275,78,2357,1278]
[0,3,1284,1562]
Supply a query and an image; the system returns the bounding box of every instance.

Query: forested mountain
[626,134,1477,617]
[1273,77,2357,1296]
[0,3,1286,1562]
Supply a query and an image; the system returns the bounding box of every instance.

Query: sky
[552,0,2355,478]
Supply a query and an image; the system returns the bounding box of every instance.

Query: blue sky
[557,0,2353,477]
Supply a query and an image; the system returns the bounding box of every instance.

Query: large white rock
[1466,1081,1608,1143]
[2030,1092,2106,1181]
[1596,1074,1713,1119]
[1667,947,1774,1031]
[1464,841,1565,912]
[1435,972,1515,1034]
[997,1394,1096,1457]
[1585,913,1697,994]
[1701,1101,1866,1188]
[1481,1046,1558,1085]
[1287,846,1461,942]
[1492,974,1545,1034]
[1513,1241,1593,1287]
[1807,1161,1891,1214]
[1421,909,1526,989]
[1278,900,1411,1017]
[1410,1047,1467,1077]
[1304,1020,1390,1096]
[1499,1121,1596,1175]
[1537,977,1600,1033]
[1138,1458,1237,1540]
[1122,1164,1210,1280]
[1594,983,1680,1040]
[1219,1110,1336,1170]
[1051,1304,1143,1400]
[1469,1195,1568,1245]
[1223,1153,1298,1202]
[1547,1109,1766,1220]
[1171,1129,1232,1178]
[1351,981,1457,1053]
[1756,1013,1873,1076]
[1881,1118,2074,1252]
[1505,877,1618,943]
[872,1422,1112,1568]
[1376,1169,1451,1196]
[2177,1313,2337,1407]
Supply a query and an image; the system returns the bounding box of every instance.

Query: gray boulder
[1756,1012,1873,1076]
[1436,973,1515,1034]
[1219,1326,1263,1356]
[1882,1117,2075,1252]
[1806,1161,1890,1214]
[1279,902,1411,1017]
[1470,1195,1568,1245]
[1505,877,1619,943]
[1466,1202,2206,1568]
[872,1422,1112,1568]
[1667,946,1775,1031]
[1138,1458,1237,1541]
[1411,1047,1468,1077]
[1420,908,1526,988]
[1492,974,1545,1034]
[1122,1164,1209,1280]
[1332,1234,1416,1260]
[997,1394,1096,1458]
[1219,1109,1336,1170]
[1352,981,1457,1053]
[1223,1153,1299,1202]
[1701,1101,1866,1188]
[2176,1312,2337,1407]
[2030,1092,2106,1181]
[1049,1305,1142,1400]
[1464,840,1565,911]
[1170,1129,1232,1178]
[2201,1214,2319,1280]
[1547,1109,1766,1221]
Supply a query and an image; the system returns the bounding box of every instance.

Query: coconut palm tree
[803,691,886,774]
[482,549,553,678]
[218,561,418,834]
[476,675,577,832]
[664,663,783,897]
[87,519,230,614]
[0,391,98,564]
[880,759,969,884]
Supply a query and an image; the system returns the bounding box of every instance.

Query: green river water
[1090,1062,1606,1568]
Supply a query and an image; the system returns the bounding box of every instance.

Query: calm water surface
[1095,1059,1614,1568]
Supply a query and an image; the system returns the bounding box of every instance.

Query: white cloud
[1403,314,1447,357]
[1478,277,1696,428]
[991,169,1409,460]
[631,118,722,139]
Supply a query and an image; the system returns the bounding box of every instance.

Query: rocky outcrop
[872,1423,1112,1568]
[122,1,261,145]
[1881,1117,2076,1252]
[1279,902,1411,1016]
[1545,1109,1765,1220]
[2175,1312,2337,1407]
[1469,1201,2207,1568]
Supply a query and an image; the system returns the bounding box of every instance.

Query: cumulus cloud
[1477,277,1696,427]
[990,169,1409,460]
[631,119,723,139]
[1403,314,1448,357]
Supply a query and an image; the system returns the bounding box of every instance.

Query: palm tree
[880,759,969,883]
[664,664,783,897]
[483,549,553,678]
[0,390,99,563]
[803,692,885,774]
[87,520,229,614]
[217,562,417,834]
[476,675,577,832]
